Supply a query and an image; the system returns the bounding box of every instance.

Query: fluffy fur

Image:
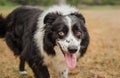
[0,5,89,78]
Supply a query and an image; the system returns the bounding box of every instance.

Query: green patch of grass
[0,5,18,10]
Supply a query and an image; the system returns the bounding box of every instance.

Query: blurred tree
[94,0,102,5]
[59,0,66,4]
[9,0,57,6]
[0,0,13,6]
[1,0,120,6]
[67,0,80,5]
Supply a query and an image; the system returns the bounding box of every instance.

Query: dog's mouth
[57,43,77,69]
[64,53,77,69]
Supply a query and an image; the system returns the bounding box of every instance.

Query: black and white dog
[0,5,89,78]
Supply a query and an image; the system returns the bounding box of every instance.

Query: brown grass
[0,9,120,78]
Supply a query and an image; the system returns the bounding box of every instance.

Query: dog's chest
[42,45,68,78]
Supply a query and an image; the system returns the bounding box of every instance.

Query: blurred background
[0,0,120,6]
[0,0,120,78]
[0,0,120,8]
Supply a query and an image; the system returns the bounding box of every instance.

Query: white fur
[42,5,78,17]
[59,68,68,78]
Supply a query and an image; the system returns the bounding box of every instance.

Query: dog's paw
[20,71,28,75]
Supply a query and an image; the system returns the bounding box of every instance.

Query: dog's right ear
[44,12,61,24]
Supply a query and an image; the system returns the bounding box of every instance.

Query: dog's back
[4,6,43,55]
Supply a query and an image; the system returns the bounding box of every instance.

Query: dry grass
[0,8,120,78]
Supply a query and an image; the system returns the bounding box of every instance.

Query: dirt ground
[0,9,120,78]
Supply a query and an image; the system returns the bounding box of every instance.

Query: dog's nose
[68,45,78,53]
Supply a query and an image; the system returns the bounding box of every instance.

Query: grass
[0,7,120,78]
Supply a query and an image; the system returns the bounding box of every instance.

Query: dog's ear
[44,12,61,24]
[71,12,85,23]
[80,31,89,56]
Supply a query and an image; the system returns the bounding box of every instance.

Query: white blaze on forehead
[65,16,72,29]
[65,16,76,45]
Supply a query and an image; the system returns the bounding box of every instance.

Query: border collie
[0,5,89,78]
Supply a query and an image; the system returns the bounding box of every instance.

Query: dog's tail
[0,14,6,38]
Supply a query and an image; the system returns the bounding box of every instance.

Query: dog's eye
[75,31,81,37]
[58,31,64,36]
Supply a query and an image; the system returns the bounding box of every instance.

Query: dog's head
[43,11,89,68]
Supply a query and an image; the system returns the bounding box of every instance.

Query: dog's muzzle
[68,45,78,54]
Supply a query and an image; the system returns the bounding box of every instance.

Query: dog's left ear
[44,12,61,24]
[71,12,85,23]
[80,31,89,56]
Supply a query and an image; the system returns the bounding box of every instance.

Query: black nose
[68,45,78,53]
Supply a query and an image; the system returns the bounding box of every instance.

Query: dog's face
[43,12,89,68]
[52,15,82,54]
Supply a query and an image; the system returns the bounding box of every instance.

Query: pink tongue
[64,53,77,69]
